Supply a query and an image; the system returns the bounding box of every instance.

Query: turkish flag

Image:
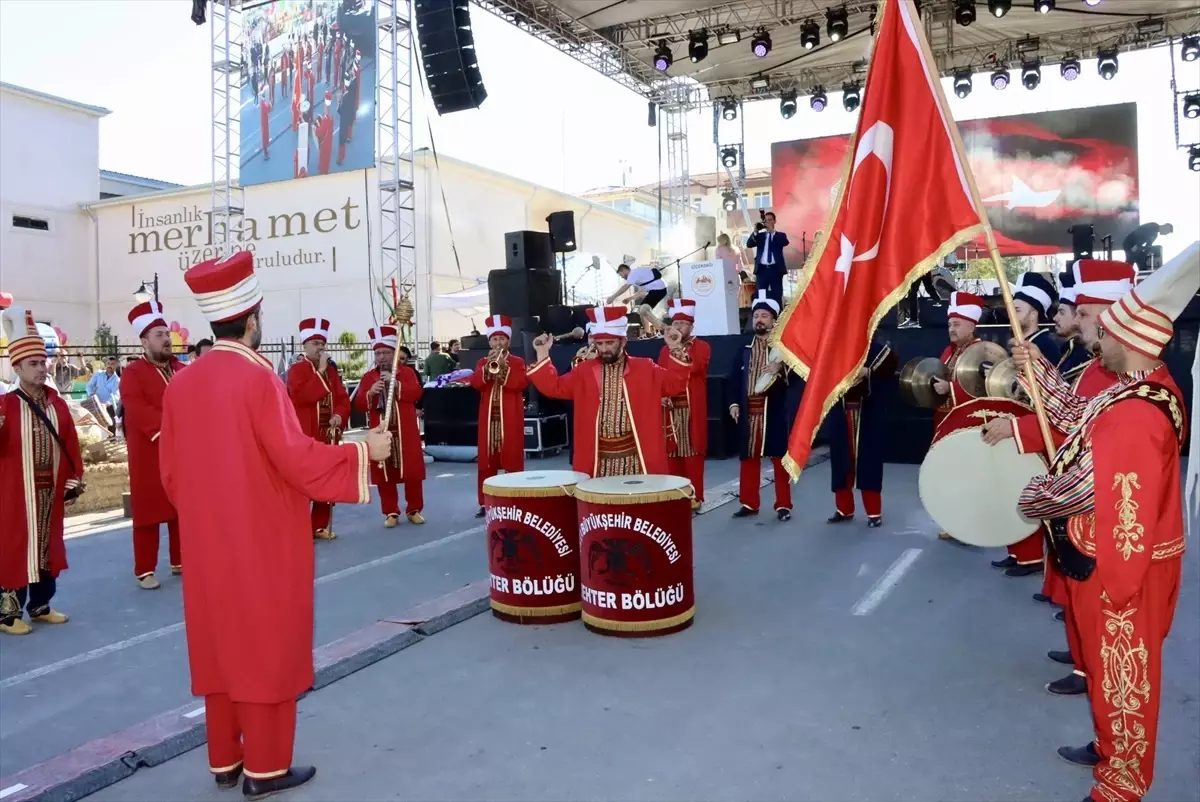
[773,0,986,478]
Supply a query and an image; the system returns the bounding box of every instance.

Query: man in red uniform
[658,299,710,510]
[121,300,187,589]
[528,306,691,477]
[0,311,82,636]
[314,92,335,176]
[159,251,390,796]
[1017,241,1197,802]
[469,315,529,518]
[258,85,272,161]
[352,328,426,526]
[286,317,350,540]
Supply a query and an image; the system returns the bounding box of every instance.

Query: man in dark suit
[745,212,789,307]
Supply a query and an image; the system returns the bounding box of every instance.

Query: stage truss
[210,0,245,259]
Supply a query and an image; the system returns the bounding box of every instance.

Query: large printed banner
[771,102,1140,257]
[240,0,377,187]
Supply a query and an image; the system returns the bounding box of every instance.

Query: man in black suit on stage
[745,212,789,307]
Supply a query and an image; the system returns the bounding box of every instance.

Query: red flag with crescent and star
[772,0,987,479]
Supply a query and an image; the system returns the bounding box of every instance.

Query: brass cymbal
[954,340,1009,399]
[985,357,1029,402]
[899,356,949,409]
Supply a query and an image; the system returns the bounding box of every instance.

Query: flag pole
[903,0,1058,457]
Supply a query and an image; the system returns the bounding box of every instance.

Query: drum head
[484,470,590,490]
[918,430,1044,548]
[576,475,691,497]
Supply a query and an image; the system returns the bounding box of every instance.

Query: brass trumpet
[572,344,598,368]
[487,349,509,375]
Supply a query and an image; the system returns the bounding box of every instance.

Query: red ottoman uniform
[658,299,710,508]
[468,315,528,508]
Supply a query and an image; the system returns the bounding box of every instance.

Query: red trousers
[378,481,424,515]
[205,693,296,780]
[1062,577,1085,680]
[311,502,333,533]
[1073,560,1181,802]
[834,489,882,518]
[668,455,705,502]
[476,451,524,507]
[1009,527,1044,565]
[1044,549,1069,606]
[738,458,791,512]
[133,519,181,578]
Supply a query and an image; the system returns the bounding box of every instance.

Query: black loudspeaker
[414,0,487,115]
[546,211,577,253]
[488,268,562,319]
[504,231,554,272]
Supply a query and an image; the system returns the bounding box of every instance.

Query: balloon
[54,326,69,346]
[179,327,189,340]
[170,321,181,333]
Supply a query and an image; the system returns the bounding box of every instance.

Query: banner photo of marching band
[240,0,377,187]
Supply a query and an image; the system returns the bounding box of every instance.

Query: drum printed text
[578,513,682,564]
[582,583,686,611]
[486,505,573,556]
[490,574,576,595]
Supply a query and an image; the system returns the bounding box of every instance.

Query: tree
[336,330,367,379]
[92,323,117,359]
[958,255,1032,283]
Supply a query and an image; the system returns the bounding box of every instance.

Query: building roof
[0,81,111,118]
[634,167,772,193]
[99,170,183,191]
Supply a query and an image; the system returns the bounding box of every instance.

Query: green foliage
[92,323,118,358]
[336,330,367,379]
[959,256,1033,283]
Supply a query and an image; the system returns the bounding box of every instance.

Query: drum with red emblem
[574,475,695,638]
[483,470,590,625]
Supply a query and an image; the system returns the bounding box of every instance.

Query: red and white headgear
[484,315,512,339]
[368,325,398,351]
[1072,259,1136,306]
[128,300,168,338]
[1098,241,1199,360]
[947,291,985,323]
[325,90,332,105]
[299,317,330,344]
[586,306,629,340]
[667,299,696,323]
[751,290,780,317]
[7,310,47,366]
[184,251,262,324]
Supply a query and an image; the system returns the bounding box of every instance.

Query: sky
[0,0,1197,258]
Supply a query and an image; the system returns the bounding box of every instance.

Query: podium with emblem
[679,260,739,335]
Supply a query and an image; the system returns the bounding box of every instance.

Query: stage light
[191,0,207,25]
[842,82,861,112]
[780,90,798,119]
[955,0,976,27]
[717,30,740,46]
[1021,60,1041,90]
[1097,49,1118,80]
[751,29,771,58]
[688,30,708,63]
[1060,57,1081,81]
[1190,145,1200,173]
[810,87,828,112]
[988,0,1011,17]
[1035,0,1054,13]
[653,40,672,72]
[720,147,739,169]
[800,20,820,50]
[953,71,973,99]
[1083,0,1102,5]
[721,100,738,121]
[826,7,849,43]
[991,68,1010,90]
[1180,36,1199,63]
[722,191,738,211]
[1184,93,1200,120]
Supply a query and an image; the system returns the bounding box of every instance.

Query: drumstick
[378,340,403,469]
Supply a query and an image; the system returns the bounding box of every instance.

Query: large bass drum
[919,398,1046,548]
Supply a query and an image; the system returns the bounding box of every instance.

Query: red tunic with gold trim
[468,354,529,470]
[286,358,350,445]
[0,387,82,588]
[158,340,370,703]
[656,337,711,458]
[120,356,186,527]
[932,337,980,432]
[528,353,691,477]
[352,365,425,485]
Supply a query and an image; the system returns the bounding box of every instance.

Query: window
[12,214,50,232]
[752,192,771,209]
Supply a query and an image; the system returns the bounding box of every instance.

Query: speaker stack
[414,0,487,114]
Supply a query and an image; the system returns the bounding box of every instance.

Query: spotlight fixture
[842,82,861,112]
[810,86,828,112]
[1083,0,1102,5]
[1190,144,1200,173]
[987,0,1011,17]
[717,30,740,46]
[721,100,738,121]
[688,30,708,63]
[653,40,672,72]
[751,29,772,58]
[722,191,738,211]
[1182,36,1199,63]
[826,7,849,43]
[953,70,973,99]
[1034,0,1054,13]
[991,68,1010,90]
[1097,49,1118,80]
[1021,60,1041,90]
[720,147,739,169]
[1184,92,1200,120]
[1060,57,1081,81]
[800,20,820,50]
[780,90,798,119]
[954,0,976,27]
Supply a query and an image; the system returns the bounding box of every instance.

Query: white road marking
[314,525,484,585]
[857,563,869,577]
[183,707,206,719]
[0,784,29,799]
[852,548,923,616]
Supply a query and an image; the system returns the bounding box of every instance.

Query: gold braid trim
[573,487,694,505]
[582,606,695,633]
[490,600,582,618]
[482,484,578,499]
[1095,606,1151,802]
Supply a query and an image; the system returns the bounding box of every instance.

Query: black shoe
[1056,742,1100,767]
[243,766,317,799]
[1046,673,1087,696]
[474,506,485,519]
[1048,650,1074,665]
[733,506,758,518]
[991,556,1017,569]
[826,511,853,524]
[776,508,791,522]
[866,516,882,528]
[1054,609,1066,623]
[215,765,244,789]
[1032,592,1052,603]
[1005,563,1044,578]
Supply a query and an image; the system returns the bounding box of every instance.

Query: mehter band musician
[1016,242,1197,802]
[470,315,529,518]
[121,300,187,589]
[658,299,711,511]
[353,329,426,526]
[528,306,691,478]
[286,317,350,540]
[931,291,984,541]
[158,251,390,798]
[0,310,82,636]
[1051,272,1093,382]
[825,336,898,527]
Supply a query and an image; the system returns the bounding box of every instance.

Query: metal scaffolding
[210,0,245,259]
[659,77,694,252]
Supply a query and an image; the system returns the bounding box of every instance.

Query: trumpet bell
[898,357,949,409]
[954,340,1009,399]
[985,357,1028,402]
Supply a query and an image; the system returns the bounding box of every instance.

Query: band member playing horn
[825,336,897,527]
[0,311,82,636]
[659,299,710,511]
[470,315,529,517]
[730,291,798,521]
[353,328,426,526]
[122,301,187,588]
[1050,273,1093,382]
[528,306,691,478]
[1016,242,1197,802]
[606,263,667,337]
[287,317,350,540]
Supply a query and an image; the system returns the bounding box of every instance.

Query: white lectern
[678,260,739,336]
